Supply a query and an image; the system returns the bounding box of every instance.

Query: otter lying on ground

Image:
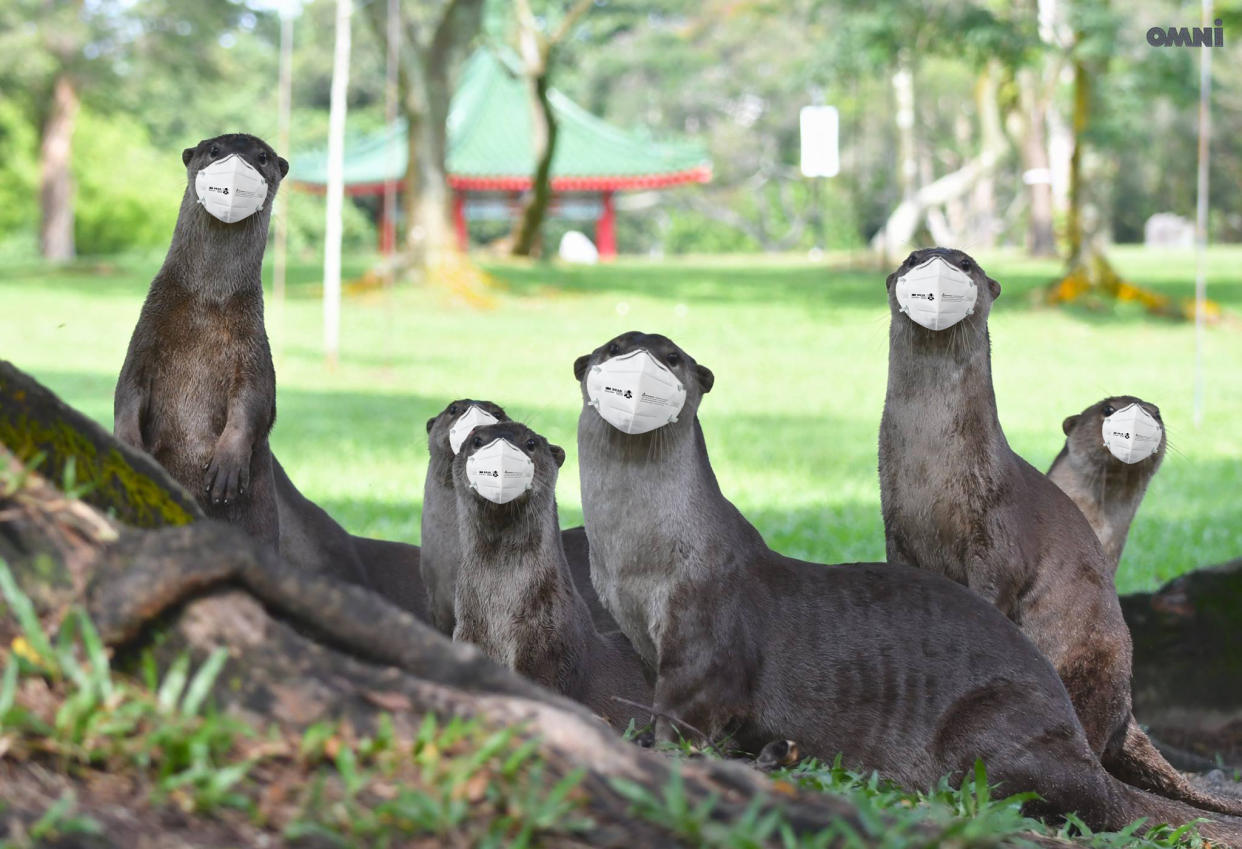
[451,420,651,730]
[877,247,1240,816]
[573,330,1242,842]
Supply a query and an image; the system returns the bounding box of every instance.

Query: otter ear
[1062,414,1079,436]
[695,364,714,394]
[426,417,436,434]
[549,444,566,468]
[987,276,1001,300]
[277,156,289,177]
[573,354,591,382]
[182,147,195,166]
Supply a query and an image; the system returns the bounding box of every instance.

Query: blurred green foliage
[1,0,1241,257]
[71,109,184,255]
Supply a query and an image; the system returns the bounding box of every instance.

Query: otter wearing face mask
[451,421,652,731]
[573,330,1242,843]
[114,134,289,549]
[878,248,1242,818]
[1048,396,1167,574]
[421,399,618,636]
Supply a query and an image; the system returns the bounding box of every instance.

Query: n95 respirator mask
[1102,403,1163,464]
[465,438,535,504]
[894,256,978,331]
[195,154,269,224]
[585,348,687,435]
[448,405,500,455]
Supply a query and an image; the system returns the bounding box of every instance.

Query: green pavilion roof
[291,49,711,194]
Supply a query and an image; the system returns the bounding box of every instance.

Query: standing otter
[877,248,1240,816]
[1048,396,1167,573]
[422,399,510,634]
[422,399,617,636]
[451,420,651,730]
[114,134,287,548]
[574,331,1242,842]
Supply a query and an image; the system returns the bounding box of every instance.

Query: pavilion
[290,49,711,259]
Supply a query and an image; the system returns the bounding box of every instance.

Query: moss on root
[0,363,199,528]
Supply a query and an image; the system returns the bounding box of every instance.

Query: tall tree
[507,0,594,257]
[363,0,486,274]
[0,1,261,261]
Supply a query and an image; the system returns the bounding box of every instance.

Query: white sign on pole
[800,105,839,178]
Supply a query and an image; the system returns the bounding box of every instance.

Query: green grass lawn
[1,246,1239,594]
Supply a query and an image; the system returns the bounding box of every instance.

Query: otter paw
[204,444,251,505]
[755,739,800,772]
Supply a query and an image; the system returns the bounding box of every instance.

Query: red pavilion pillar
[378,197,396,254]
[452,190,468,251]
[597,190,616,261]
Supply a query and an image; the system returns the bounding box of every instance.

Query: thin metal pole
[273,11,293,358]
[323,0,352,368]
[1193,0,1212,427]
[382,0,399,281]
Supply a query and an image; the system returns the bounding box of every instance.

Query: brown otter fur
[878,247,1241,817]
[451,420,651,730]
[422,399,617,635]
[1048,396,1167,573]
[575,331,1242,843]
[114,134,287,549]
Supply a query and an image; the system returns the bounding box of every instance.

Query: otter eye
[665,352,681,367]
[209,144,220,158]
[525,438,538,451]
[258,150,268,165]
[449,404,459,416]
[1102,404,1115,417]
[959,259,973,272]
[471,435,482,448]
[607,342,621,356]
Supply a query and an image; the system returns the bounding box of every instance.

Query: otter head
[884,247,1000,336]
[426,399,509,459]
[452,421,565,511]
[573,331,714,436]
[1063,395,1167,473]
[182,134,289,225]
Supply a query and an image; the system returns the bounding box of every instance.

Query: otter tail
[1099,772,1242,849]
[1102,715,1242,817]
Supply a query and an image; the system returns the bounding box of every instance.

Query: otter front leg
[651,643,737,749]
[113,374,147,452]
[204,370,275,506]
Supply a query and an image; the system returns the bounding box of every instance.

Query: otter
[422,399,617,636]
[877,248,1241,816]
[1047,396,1167,573]
[574,331,1242,842]
[114,134,287,549]
[451,420,651,730]
[273,456,428,620]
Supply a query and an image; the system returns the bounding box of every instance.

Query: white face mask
[1101,403,1163,464]
[585,348,687,435]
[465,438,535,504]
[894,256,978,331]
[195,154,269,223]
[448,405,500,455]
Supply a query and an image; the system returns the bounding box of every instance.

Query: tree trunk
[39,73,78,262]
[405,84,453,270]
[1017,68,1057,256]
[365,0,484,276]
[1065,57,1088,267]
[511,71,557,257]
